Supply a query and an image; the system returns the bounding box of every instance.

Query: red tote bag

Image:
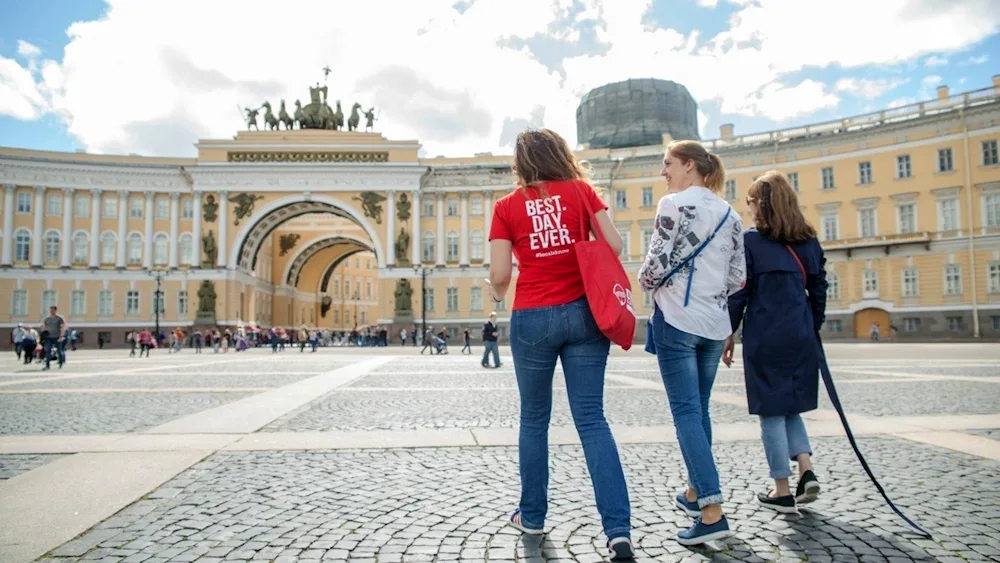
[574,183,637,350]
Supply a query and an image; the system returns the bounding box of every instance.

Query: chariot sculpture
[242,71,380,132]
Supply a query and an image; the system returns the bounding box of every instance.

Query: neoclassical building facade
[1,76,1000,345]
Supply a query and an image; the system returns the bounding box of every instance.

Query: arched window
[446,231,459,262]
[179,233,193,266]
[72,232,89,264]
[422,231,435,263]
[44,230,61,264]
[127,233,142,265]
[14,229,31,262]
[153,233,169,266]
[100,232,116,264]
[470,230,484,260]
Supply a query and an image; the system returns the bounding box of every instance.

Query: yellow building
[1,77,999,346]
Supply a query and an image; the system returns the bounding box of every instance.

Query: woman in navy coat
[723,170,828,513]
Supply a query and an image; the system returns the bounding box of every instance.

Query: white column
[89,189,101,268]
[191,191,202,267]
[61,188,73,268]
[386,189,396,267]
[142,191,154,268]
[459,192,469,267]
[411,191,421,266]
[217,193,228,268]
[483,190,493,266]
[31,186,44,267]
[168,193,180,268]
[116,191,127,268]
[2,184,14,265]
[436,193,445,267]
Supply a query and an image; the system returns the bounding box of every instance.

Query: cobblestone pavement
[0,345,997,562]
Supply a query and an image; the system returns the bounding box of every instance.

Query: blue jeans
[510,297,630,540]
[760,414,812,479]
[481,340,499,367]
[651,309,724,508]
[42,337,65,369]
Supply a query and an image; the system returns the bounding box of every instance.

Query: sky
[0,0,998,159]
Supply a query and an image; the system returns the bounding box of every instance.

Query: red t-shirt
[489,179,607,311]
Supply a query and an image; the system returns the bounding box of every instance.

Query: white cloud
[888,97,917,109]
[16,40,41,59]
[922,75,943,87]
[835,77,907,99]
[1,0,999,156]
[696,0,720,7]
[925,55,948,67]
[964,54,989,65]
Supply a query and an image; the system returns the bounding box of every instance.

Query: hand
[721,336,734,367]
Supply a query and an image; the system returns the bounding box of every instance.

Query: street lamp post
[148,268,170,342]
[352,290,360,328]
[414,266,431,341]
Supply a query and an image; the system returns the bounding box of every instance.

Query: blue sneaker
[675,492,701,518]
[677,516,733,546]
[607,536,634,560]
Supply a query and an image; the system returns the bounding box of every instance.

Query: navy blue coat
[728,230,828,417]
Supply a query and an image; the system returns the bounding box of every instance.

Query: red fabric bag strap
[785,244,806,283]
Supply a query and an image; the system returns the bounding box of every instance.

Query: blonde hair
[747,170,817,243]
[666,140,726,193]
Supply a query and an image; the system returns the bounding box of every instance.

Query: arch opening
[284,235,374,288]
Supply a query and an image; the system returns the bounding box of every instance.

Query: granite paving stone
[0,453,66,480]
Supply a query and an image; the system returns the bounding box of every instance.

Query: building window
[641,187,654,207]
[938,148,954,172]
[46,193,61,216]
[821,167,835,190]
[423,288,434,311]
[44,231,61,264]
[179,233,193,265]
[333,310,340,324]
[129,198,143,218]
[827,273,840,301]
[787,172,799,192]
[643,290,652,308]
[470,197,483,215]
[421,232,435,262]
[985,194,1000,227]
[155,199,169,219]
[446,287,459,312]
[470,287,483,311]
[947,316,964,331]
[642,229,653,253]
[939,198,959,231]
[98,290,113,316]
[12,290,28,316]
[422,199,435,217]
[470,230,484,260]
[16,192,31,213]
[724,179,736,201]
[862,269,878,298]
[366,281,372,299]
[181,198,193,219]
[821,213,838,241]
[621,230,631,259]
[41,290,57,314]
[178,290,188,316]
[897,203,916,234]
[944,264,962,295]
[993,316,1000,331]
[103,196,117,218]
[73,232,88,264]
[859,208,876,238]
[989,263,1000,293]
[903,318,921,332]
[126,290,140,316]
[153,291,165,315]
[153,234,168,266]
[446,198,458,217]
[984,140,999,166]
[14,229,31,262]
[127,233,142,265]
[100,233,116,264]
[902,268,919,297]
[70,290,85,316]
[826,320,842,333]
[615,190,627,209]
[446,231,459,261]
[896,155,912,179]
[74,195,89,217]
[858,161,872,185]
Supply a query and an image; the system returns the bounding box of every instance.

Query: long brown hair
[667,140,726,193]
[747,170,816,243]
[513,128,591,191]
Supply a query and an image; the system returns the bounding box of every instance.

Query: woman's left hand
[722,335,735,367]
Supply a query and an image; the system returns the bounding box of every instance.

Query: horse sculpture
[278,100,294,130]
[293,100,306,129]
[348,102,362,132]
[334,101,344,131]
[261,102,279,131]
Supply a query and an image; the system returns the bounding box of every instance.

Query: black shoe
[757,492,797,514]
[796,470,820,504]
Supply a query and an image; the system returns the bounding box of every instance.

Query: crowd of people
[486,129,828,560]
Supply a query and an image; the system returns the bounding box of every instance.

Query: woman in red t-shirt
[487,128,633,560]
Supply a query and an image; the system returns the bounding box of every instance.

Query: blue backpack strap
[653,207,732,299]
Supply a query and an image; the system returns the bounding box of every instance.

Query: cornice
[0,157,189,192]
[187,163,425,191]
